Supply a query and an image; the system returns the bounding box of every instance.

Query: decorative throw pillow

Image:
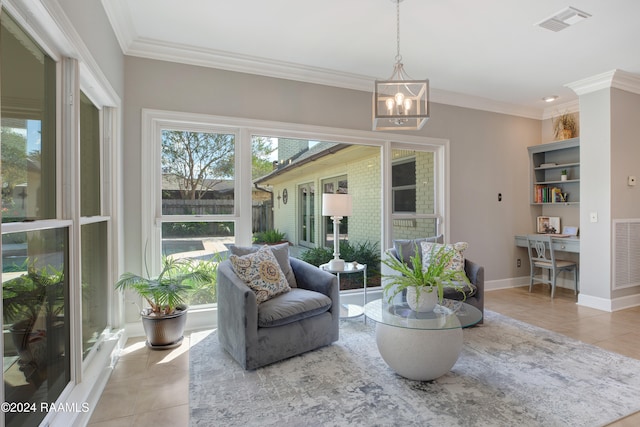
[229,243,297,288]
[393,235,444,264]
[229,245,291,304]
[420,241,468,272]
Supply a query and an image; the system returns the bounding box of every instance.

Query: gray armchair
[217,257,339,370]
[383,246,484,323]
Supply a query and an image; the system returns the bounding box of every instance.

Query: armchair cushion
[229,245,290,304]
[258,288,332,328]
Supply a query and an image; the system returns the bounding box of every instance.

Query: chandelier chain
[395,0,402,63]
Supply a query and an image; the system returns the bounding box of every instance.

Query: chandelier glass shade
[373,0,429,131]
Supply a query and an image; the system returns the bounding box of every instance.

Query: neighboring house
[254,139,438,251]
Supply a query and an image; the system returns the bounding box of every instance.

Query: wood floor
[87,285,640,426]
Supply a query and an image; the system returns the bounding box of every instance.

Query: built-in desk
[515,234,580,253]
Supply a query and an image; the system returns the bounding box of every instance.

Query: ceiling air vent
[536,6,591,32]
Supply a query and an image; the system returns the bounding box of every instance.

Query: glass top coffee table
[364,298,483,381]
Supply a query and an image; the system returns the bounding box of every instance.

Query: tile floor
[87,285,640,426]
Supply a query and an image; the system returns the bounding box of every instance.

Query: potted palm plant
[382,245,469,312]
[115,257,214,349]
[2,263,65,386]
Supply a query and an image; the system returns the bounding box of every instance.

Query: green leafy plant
[300,246,333,266]
[561,169,567,175]
[382,244,469,303]
[185,254,224,305]
[253,229,286,244]
[115,257,214,316]
[2,262,65,325]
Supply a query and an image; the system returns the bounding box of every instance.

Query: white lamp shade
[322,193,353,217]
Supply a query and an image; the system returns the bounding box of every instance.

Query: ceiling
[101,0,640,119]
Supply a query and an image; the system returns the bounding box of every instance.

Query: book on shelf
[534,185,567,203]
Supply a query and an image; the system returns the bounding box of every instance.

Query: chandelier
[373,0,429,131]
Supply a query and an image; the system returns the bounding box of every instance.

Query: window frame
[1,2,122,424]
[142,110,450,290]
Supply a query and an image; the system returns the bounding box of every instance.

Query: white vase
[406,287,438,312]
[561,174,568,181]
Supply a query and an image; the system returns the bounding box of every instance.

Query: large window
[143,112,448,300]
[1,8,117,425]
[2,229,70,427]
[1,14,56,223]
[1,12,69,427]
[390,148,439,240]
[159,129,237,305]
[80,92,108,359]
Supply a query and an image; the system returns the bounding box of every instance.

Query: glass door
[298,182,315,247]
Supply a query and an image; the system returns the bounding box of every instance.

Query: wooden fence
[162,199,273,233]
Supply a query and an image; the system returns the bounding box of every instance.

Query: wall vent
[613,219,640,290]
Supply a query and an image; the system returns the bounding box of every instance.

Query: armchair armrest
[289,257,338,300]
[289,258,339,333]
[464,258,485,315]
[217,260,258,368]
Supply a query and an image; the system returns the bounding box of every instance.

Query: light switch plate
[628,176,637,186]
[590,212,598,223]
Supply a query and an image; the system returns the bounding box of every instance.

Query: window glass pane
[250,136,276,239]
[392,157,416,213]
[392,159,415,187]
[248,134,383,291]
[161,221,234,305]
[1,13,56,223]
[2,228,70,427]
[161,130,235,215]
[393,188,416,212]
[80,92,101,216]
[81,222,108,359]
[391,149,437,239]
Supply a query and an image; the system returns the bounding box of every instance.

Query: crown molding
[128,37,374,93]
[429,89,543,119]
[123,36,546,120]
[100,0,137,53]
[542,99,580,120]
[566,69,640,96]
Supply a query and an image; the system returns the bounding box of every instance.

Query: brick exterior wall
[270,147,436,250]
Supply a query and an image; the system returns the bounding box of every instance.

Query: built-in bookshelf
[528,138,579,206]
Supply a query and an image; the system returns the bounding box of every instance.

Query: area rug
[189,311,640,426]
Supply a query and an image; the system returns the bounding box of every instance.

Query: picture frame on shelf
[537,216,561,234]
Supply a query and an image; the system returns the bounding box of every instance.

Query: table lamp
[322,193,353,271]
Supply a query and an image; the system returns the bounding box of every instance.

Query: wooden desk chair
[526,234,578,299]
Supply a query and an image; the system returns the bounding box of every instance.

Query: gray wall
[610,88,640,299]
[58,0,124,97]
[123,56,541,284]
